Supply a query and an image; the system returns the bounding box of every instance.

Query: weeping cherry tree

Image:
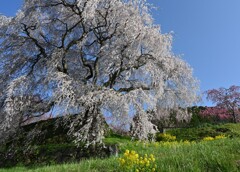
[0,0,199,146]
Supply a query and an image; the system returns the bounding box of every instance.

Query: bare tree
[0,0,199,146]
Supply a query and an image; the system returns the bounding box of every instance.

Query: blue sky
[148,0,240,105]
[1,0,240,106]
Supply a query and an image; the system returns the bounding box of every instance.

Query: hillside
[1,123,240,171]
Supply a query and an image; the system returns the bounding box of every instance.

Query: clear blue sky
[1,0,240,106]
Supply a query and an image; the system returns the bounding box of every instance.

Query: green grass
[1,138,240,172]
[1,123,240,172]
[166,123,240,141]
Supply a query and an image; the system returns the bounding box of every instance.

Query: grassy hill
[1,123,240,172]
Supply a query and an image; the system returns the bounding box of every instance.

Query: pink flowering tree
[204,85,240,123]
[200,107,232,122]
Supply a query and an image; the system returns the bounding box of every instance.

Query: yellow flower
[144,158,148,163]
[157,133,176,142]
[119,158,125,165]
[183,140,191,145]
[154,142,159,147]
[203,136,214,141]
[215,135,227,139]
[191,141,196,144]
[119,150,157,172]
[131,150,136,154]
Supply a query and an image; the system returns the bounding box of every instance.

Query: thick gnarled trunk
[68,104,106,147]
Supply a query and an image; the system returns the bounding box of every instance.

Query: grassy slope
[166,123,240,141]
[1,123,240,172]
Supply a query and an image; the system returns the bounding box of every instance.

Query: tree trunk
[232,111,237,123]
[69,104,107,146]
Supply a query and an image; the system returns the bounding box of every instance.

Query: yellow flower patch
[119,150,157,172]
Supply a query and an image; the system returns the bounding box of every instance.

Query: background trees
[0,0,199,145]
[202,85,240,123]
[200,107,232,123]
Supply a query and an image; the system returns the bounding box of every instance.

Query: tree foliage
[0,0,199,145]
[204,85,240,123]
[200,107,232,122]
